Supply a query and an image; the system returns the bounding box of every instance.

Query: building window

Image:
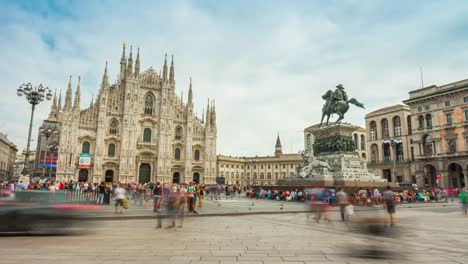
[144,94,154,115]
[360,135,365,150]
[307,134,312,149]
[194,149,200,161]
[425,114,432,128]
[267,164,270,169]
[393,116,401,137]
[275,164,278,169]
[261,165,264,169]
[282,164,285,169]
[175,126,183,140]
[396,143,404,161]
[253,165,256,169]
[143,128,151,142]
[290,164,293,168]
[448,139,457,153]
[383,143,391,162]
[174,148,181,160]
[361,153,366,159]
[353,134,358,149]
[381,119,389,139]
[423,135,433,155]
[464,110,468,122]
[464,96,468,103]
[247,165,250,169]
[418,115,424,129]
[370,121,377,140]
[260,173,264,179]
[407,116,412,135]
[445,100,451,107]
[267,172,271,179]
[109,119,118,134]
[82,142,90,154]
[108,143,115,157]
[446,113,453,125]
[411,146,415,161]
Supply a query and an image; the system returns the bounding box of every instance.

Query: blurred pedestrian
[114,184,126,214]
[153,182,163,212]
[198,185,205,208]
[383,185,396,227]
[458,188,467,215]
[336,187,348,221]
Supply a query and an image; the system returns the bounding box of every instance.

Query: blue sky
[1,0,468,156]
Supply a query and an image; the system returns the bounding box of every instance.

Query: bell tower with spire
[275,133,283,157]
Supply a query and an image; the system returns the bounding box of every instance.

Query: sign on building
[78,153,92,169]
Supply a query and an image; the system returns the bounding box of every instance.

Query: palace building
[217,135,303,185]
[46,45,217,184]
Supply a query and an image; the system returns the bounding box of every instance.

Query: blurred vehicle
[0,190,101,235]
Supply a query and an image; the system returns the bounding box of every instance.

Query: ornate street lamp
[17,83,53,178]
[39,123,59,178]
[384,138,403,183]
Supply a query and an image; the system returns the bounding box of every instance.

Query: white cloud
[1,1,468,157]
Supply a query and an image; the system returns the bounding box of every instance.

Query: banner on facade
[39,151,58,168]
[78,153,92,168]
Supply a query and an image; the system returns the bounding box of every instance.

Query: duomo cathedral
[48,44,217,184]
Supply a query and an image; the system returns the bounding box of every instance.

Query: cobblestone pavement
[1,204,468,264]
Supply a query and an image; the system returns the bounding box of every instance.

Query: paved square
[1,199,467,264]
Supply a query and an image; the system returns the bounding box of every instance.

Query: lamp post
[17,83,53,178]
[384,138,402,183]
[39,123,59,179]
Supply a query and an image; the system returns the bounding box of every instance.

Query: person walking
[153,182,163,212]
[198,185,205,208]
[114,184,126,214]
[458,188,467,215]
[382,185,396,227]
[96,181,106,204]
[336,188,348,221]
[187,182,196,213]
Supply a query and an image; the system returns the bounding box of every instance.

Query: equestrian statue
[319,84,365,126]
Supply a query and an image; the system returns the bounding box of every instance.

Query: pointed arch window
[175,148,181,160]
[360,135,365,150]
[144,94,154,115]
[194,149,200,161]
[109,119,118,134]
[108,143,115,157]
[425,114,432,128]
[143,128,151,142]
[175,126,183,140]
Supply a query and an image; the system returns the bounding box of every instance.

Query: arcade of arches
[421,163,467,189]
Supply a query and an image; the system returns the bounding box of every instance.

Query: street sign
[79,153,92,168]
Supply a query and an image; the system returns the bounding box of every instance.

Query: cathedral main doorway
[173,172,180,184]
[139,164,151,184]
[78,169,88,182]
[193,173,200,184]
[105,170,114,183]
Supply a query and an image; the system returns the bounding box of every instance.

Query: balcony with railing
[368,157,407,165]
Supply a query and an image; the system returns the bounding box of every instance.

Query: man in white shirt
[373,188,380,205]
[114,184,126,214]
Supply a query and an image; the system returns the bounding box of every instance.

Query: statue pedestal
[280,123,389,187]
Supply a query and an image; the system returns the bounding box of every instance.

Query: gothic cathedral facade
[49,45,217,184]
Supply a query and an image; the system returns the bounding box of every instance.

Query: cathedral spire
[162,53,168,81]
[134,48,140,76]
[275,132,283,157]
[51,89,57,112]
[205,99,211,127]
[90,93,94,108]
[101,61,109,88]
[120,42,127,78]
[201,107,205,123]
[169,55,175,82]
[127,45,133,76]
[211,100,216,127]
[73,76,81,110]
[188,77,193,105]
[64,76,73,111]
[57,89,62,112]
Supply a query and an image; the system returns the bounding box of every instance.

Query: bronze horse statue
[319,90,365,126]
